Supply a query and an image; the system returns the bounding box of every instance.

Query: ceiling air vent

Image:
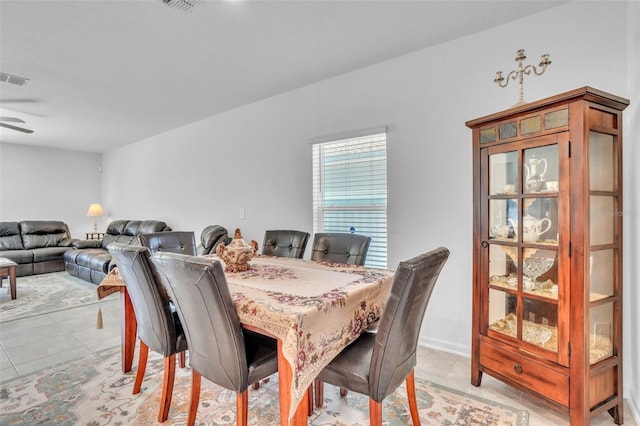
[0,72,30,86]
[162,0,201,12]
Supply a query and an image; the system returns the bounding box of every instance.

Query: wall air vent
[161,0,201,12]
[0,72,30,86]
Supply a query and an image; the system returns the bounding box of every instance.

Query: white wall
[0,142,103,237]
[624,0,640,417]
[100,2,639,411]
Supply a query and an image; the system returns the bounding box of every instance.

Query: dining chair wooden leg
[179,351,186,368]
[369,399,383,426]
[188,370,202,426]
[158,354,176,422]
[133,340,149,394]
[307,384,314,416]
[314,379,324,408]
[406,370,420,425]
[313,382,347,405]
[236,389,249,426]
[250,376,270,390]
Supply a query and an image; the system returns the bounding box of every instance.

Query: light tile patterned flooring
[0,282,636,426]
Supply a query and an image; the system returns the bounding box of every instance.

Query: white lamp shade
[87,203,104,217]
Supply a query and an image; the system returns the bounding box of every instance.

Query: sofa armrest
[73,239,102,249]
[59,238,80,247]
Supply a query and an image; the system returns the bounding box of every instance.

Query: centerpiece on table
[215,228,258,272]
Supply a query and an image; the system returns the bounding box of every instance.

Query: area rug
[0,346,529,426]
[0,272,100,323]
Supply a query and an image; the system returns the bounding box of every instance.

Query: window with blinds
[312,131,387,269]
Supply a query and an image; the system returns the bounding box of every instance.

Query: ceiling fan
[0,117,34,134]
[1,72,35,134]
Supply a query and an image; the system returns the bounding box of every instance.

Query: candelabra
[494,49,552,105]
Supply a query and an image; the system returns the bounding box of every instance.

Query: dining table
[97,254,394,426]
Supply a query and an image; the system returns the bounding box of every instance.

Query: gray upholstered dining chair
[197,225,231,255]
[107,243,188,422]
[149,252,279,426]
[310,232,372,265]
[140,231,197,256]
[315,247,450,425]
[262,229,310,259]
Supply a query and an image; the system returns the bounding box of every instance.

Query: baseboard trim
[418,336,470,358]
[627,389,640,424]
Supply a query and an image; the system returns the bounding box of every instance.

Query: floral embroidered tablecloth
[206,254,394,418]
[98,255,394,420]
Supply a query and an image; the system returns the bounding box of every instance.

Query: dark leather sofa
[197,225,231,255]
[0,221,78,277]
[64,220,171,284]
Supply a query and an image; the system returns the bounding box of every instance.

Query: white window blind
[312,131,387,269]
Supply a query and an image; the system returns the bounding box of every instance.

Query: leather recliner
[64,220,171,284]
[0,221,77,276]
[197,225,231,255]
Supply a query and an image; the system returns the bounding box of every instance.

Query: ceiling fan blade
[0,122,34,134]
[1,98,40,103]
[0,117,26,123]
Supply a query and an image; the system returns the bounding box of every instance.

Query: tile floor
[0,278,636,426]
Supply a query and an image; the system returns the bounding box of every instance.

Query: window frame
[311,129,388,269]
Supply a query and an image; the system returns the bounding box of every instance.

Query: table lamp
[87,203,104,232]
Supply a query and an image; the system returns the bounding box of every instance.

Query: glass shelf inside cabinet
[489,151,518,196]
[489,199,517,241]
[589,303,614,364]
[487,290,559,352]
[523,145,558,194]
[589,249,614,302]
[590,132,615,192]
[519,197,559,245]
[522,248,558,299]
[488,245,559,300]
[488,244,518,291]
[522,297,558,351]
[488,288,516,338]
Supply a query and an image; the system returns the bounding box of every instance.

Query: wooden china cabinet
[467,87,629,425]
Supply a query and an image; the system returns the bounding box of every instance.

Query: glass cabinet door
[587,130,618,364]
[486,141,560,355]
[489,151,518,241]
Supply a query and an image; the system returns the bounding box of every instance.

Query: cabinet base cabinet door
[589,366,619,409]
[479,341,568,407]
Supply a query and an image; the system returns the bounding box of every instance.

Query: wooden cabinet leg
[608,404,623,425]
[471,370,482,387]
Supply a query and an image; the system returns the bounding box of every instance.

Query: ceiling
[0,0,566,153]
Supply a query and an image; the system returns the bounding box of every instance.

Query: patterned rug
[0,272,99,323]
[0,346,529,426]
